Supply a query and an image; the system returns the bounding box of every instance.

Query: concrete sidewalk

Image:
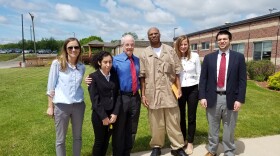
[131,135,280,156]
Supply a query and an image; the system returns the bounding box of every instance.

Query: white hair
[121,34,135,45]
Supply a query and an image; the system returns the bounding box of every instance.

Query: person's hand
[177,88,182,98]
[49,90,55,98]
[233,101,242,111]
[200,99,207,108]
[102,117,110,125]
[46,106,54,118]
[109,114,117,123]
[141,96,149,108]
[85,76,92,86]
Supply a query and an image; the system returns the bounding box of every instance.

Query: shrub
[268,71,280,90]
[246,60,275,81]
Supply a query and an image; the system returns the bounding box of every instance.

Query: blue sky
[0,0,279,44]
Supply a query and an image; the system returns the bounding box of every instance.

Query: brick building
[186,11,280,68]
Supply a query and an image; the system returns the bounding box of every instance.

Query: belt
[216,91,226,95]
[120,91,138,96]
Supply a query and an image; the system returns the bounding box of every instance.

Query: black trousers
[91,110,110,156]
[178,84,199,143]
[116,92,141,156]
[91,110,123,156]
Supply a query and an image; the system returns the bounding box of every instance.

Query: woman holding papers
[174,35,201,155]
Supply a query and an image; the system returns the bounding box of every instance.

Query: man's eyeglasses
[67,46,80,50]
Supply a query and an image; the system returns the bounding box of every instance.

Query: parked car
[23,50,33,54]
[0,49,6,54]
[37,49,45,54]
[14,49,22,53]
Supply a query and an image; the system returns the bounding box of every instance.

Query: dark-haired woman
[46,37,85,156]
[88,51,121,156]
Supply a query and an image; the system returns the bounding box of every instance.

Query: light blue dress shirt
[47,59,85,104]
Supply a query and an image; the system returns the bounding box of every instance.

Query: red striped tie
[217,53,226,88]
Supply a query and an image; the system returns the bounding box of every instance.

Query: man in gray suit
[199,30,247,156]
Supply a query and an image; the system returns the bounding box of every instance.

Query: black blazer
[199,50,247,110]
[88,69,121,120]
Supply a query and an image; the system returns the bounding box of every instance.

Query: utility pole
[21,14,26,67]
[29,12,37,54]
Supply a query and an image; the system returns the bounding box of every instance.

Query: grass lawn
[0,66,279,155]
[0,54,21,61]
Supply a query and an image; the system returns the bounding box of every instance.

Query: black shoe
[150,147,161,156]
[171,148,188,156]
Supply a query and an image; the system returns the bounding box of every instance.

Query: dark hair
[216,30,232,41]
[91,51,113,69]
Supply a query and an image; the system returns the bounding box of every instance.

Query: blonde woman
[46,37,86,156]
[175,35,201,155]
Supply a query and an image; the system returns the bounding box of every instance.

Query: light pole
[173,27,178,39]
[21,14,26,67]
[269,8,277,14]
[29,12,37,54]
[30,25,32,42]
[73,32,75,38]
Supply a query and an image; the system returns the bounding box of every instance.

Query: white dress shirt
[216,49,230,91]
[180,52,201,87]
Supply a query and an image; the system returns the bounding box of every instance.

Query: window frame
[201,41,210,50]
[253,41,272,61]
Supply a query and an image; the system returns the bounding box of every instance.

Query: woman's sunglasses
[67,46,80,50]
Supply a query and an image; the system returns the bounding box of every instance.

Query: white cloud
[101,0,141,19]
[0,15,7,23]
[0,0,47,11]
[55,3,82,22]
[245,13,258,19]
[145,8,175,24]
[119,0,155,11]
[0,0,279,44]
[153,0,279,21]
[0,37,20,44]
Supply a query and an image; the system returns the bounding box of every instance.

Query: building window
[231,43,245,54]
[253,41,272,60]
[191,43,197,51]
[201,42,210,50]
[214,42,219,50]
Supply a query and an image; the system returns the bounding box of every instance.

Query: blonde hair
[58,37,82,72]
[175,35,191,60]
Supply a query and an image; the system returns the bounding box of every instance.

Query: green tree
[79,36,103,46]
[79,36,103,53]
[122,32,138,40]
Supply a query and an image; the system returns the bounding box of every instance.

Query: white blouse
[179,52,201,87]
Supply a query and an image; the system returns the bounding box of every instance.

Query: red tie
[129,57,137,94]
[217,53,226,88]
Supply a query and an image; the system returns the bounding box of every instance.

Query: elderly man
[140,27,188,156]
[113,34,141,156]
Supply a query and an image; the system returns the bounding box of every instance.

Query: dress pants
[206,94,238,156]
[149,106,185,150]
[114,92,141,156]
[91,110,113,156]
[54,102,85,156]
[178,84,198,143]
